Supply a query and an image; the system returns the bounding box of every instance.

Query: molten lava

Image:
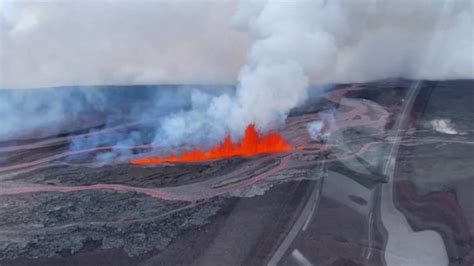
[130,124,293,164]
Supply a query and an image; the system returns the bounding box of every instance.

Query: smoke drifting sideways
[0,88,108,140]
[0,86,235,161]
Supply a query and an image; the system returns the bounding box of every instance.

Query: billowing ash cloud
[0,0,473,156]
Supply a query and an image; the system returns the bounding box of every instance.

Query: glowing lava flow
[130,124,293,164]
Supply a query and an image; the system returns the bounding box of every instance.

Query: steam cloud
[1,0,473,157]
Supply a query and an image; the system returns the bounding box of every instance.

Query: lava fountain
[130,124,293,164]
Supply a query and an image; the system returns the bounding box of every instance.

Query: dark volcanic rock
[0,191,224,260]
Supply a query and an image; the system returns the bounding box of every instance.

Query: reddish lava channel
[130,124,293,165]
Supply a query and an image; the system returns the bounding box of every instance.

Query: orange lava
[130,124,293,164]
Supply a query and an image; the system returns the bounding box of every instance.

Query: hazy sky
[1,1,248,88]
[1,0,473,89]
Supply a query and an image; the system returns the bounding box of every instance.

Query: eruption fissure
[130,124,293,164]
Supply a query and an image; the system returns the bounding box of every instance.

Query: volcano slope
[0,79,473,266]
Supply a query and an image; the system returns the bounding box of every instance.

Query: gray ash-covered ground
[0,79,473,266]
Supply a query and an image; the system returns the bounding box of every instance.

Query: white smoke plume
[155,1,334,145]
[156,0,473,146]
[307,110,335,141]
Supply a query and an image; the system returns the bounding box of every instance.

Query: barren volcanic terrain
[1,80,473,265]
